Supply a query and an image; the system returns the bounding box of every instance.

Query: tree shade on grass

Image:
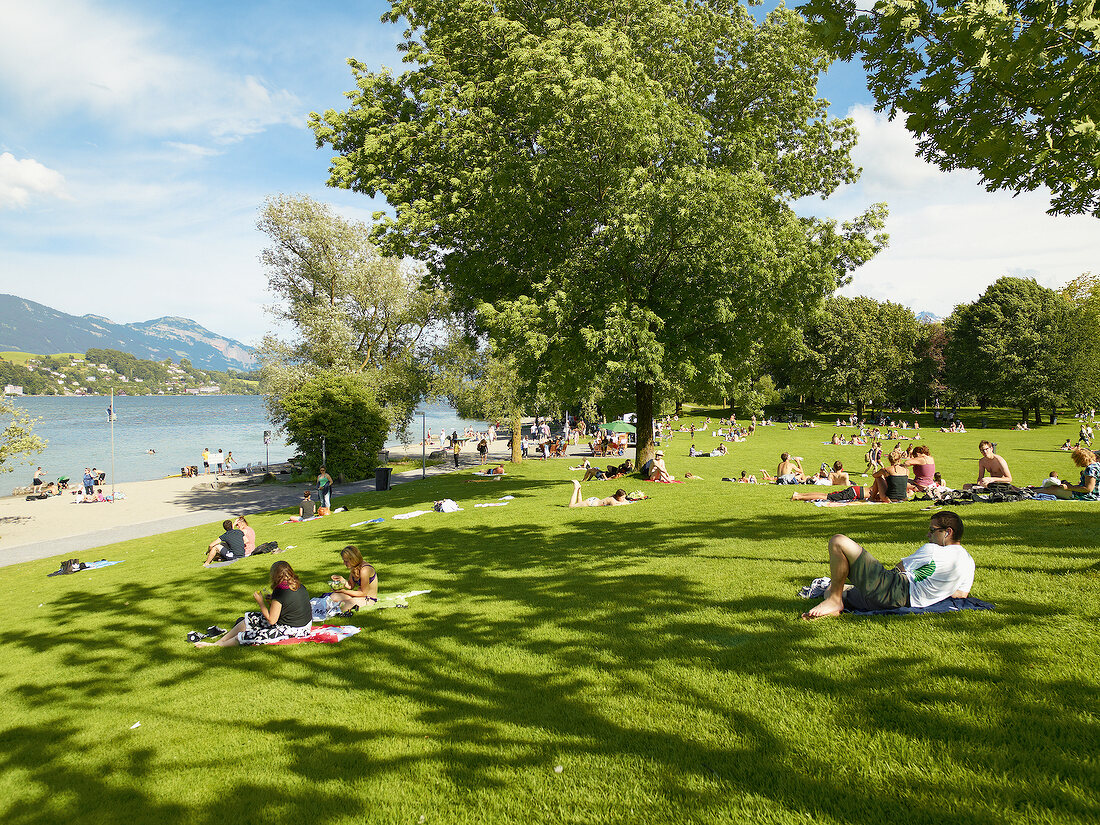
[1,408,1098,824]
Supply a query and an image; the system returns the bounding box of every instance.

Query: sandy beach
[0,443,513,568]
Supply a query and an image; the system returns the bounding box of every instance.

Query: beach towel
[474,502,509,507]
[349,517,385,527]
[47,559,123,577]
[844,597,996,617]
[311,589,432,620]
[278,515,322,525]
[810,499,887,507]
[644,478,684,484]
[270,624,362,645]
[393,510,435,520]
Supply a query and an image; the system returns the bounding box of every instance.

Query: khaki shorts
[842,549,910,611]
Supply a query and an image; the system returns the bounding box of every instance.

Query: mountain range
[0,294,257,371]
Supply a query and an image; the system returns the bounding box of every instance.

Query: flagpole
[110,388,116,503]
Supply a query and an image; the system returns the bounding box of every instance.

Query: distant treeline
[1,349,261,395]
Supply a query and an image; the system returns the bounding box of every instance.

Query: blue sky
[2,0,1097,346]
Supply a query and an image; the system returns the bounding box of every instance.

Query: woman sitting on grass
[568,480,630,507]
[329,545,378,610]
[904,444,937,492]
[195,561,312,648]
[792,449,911,503]
[1028,448,1100,500]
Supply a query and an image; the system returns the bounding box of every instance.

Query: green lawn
[2,408,1098,824]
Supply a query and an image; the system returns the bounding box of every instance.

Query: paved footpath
[1,443,514,568]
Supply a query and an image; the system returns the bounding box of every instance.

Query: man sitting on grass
[802,511,974,620]
[774,453,805,484]
[964,440,1012,490]
[205,519,249,566]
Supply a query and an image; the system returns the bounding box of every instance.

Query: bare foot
[801,595,844,620]
[571,480,581,490]
[194,641,216,648]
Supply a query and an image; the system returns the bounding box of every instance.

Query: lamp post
[414,410,426,479]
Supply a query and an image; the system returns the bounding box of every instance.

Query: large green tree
[944,277,1072,422]
[797,296,921,417]
[799,0,1100,216]
[0,397,46,474]
[256,194,448,439]
[1058,271,1100,406]
[310,0,886,462]
[281,372,389,480]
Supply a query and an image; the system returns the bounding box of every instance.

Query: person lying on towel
[802,511,974,620]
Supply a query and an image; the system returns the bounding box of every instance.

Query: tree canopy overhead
[799,0,1100,216]
[311,0,886,457]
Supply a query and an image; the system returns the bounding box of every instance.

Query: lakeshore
[0,443,510,567]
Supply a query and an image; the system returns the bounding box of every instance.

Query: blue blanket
[845,596,995,617]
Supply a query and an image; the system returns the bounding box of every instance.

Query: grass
[1,407,1098,824]
[0,351,82,365]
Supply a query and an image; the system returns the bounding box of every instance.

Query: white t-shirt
[901,542,976,608]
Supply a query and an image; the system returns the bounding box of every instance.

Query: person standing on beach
[453,438,461,468]
[216,449,225,474]
[82,468,94,496]
[202,448,211,474]
[32,467,45,490]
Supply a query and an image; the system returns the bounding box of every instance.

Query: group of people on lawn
[195,421,1100,646]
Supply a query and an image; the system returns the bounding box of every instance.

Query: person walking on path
[317,466,334,509]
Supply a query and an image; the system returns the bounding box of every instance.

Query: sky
[2,0,1097,347]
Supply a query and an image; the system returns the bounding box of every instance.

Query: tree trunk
[1021,406,1028,424]
[674,399,683,417]
[1034,405,1042,427]
[510,410,523,463]
[636,380,656,464]
[855,398,865,419]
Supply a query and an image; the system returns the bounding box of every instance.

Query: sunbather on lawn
[1027,448,1099,500]
[802,511,974,620]
[568,480,630,507]
[328,545,379,610]
[195,561,312,647]
[792,450,909,502]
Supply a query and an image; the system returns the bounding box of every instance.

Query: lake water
[5,396,485,485]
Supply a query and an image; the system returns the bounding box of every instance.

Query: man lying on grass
[802,511,974,620]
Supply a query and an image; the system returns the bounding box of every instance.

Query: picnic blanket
[47,559,123,577]
[311,589,432,620]
[270,625,362,645]
[350,517,385,527]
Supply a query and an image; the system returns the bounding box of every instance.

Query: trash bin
[374,466,393,491]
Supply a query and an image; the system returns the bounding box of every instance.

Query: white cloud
[163,142,224,159]
[0,152,69,208]
[810,106,1100,318]
[0,0,302,142]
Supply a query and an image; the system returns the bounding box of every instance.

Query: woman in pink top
[905,445,936,492]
